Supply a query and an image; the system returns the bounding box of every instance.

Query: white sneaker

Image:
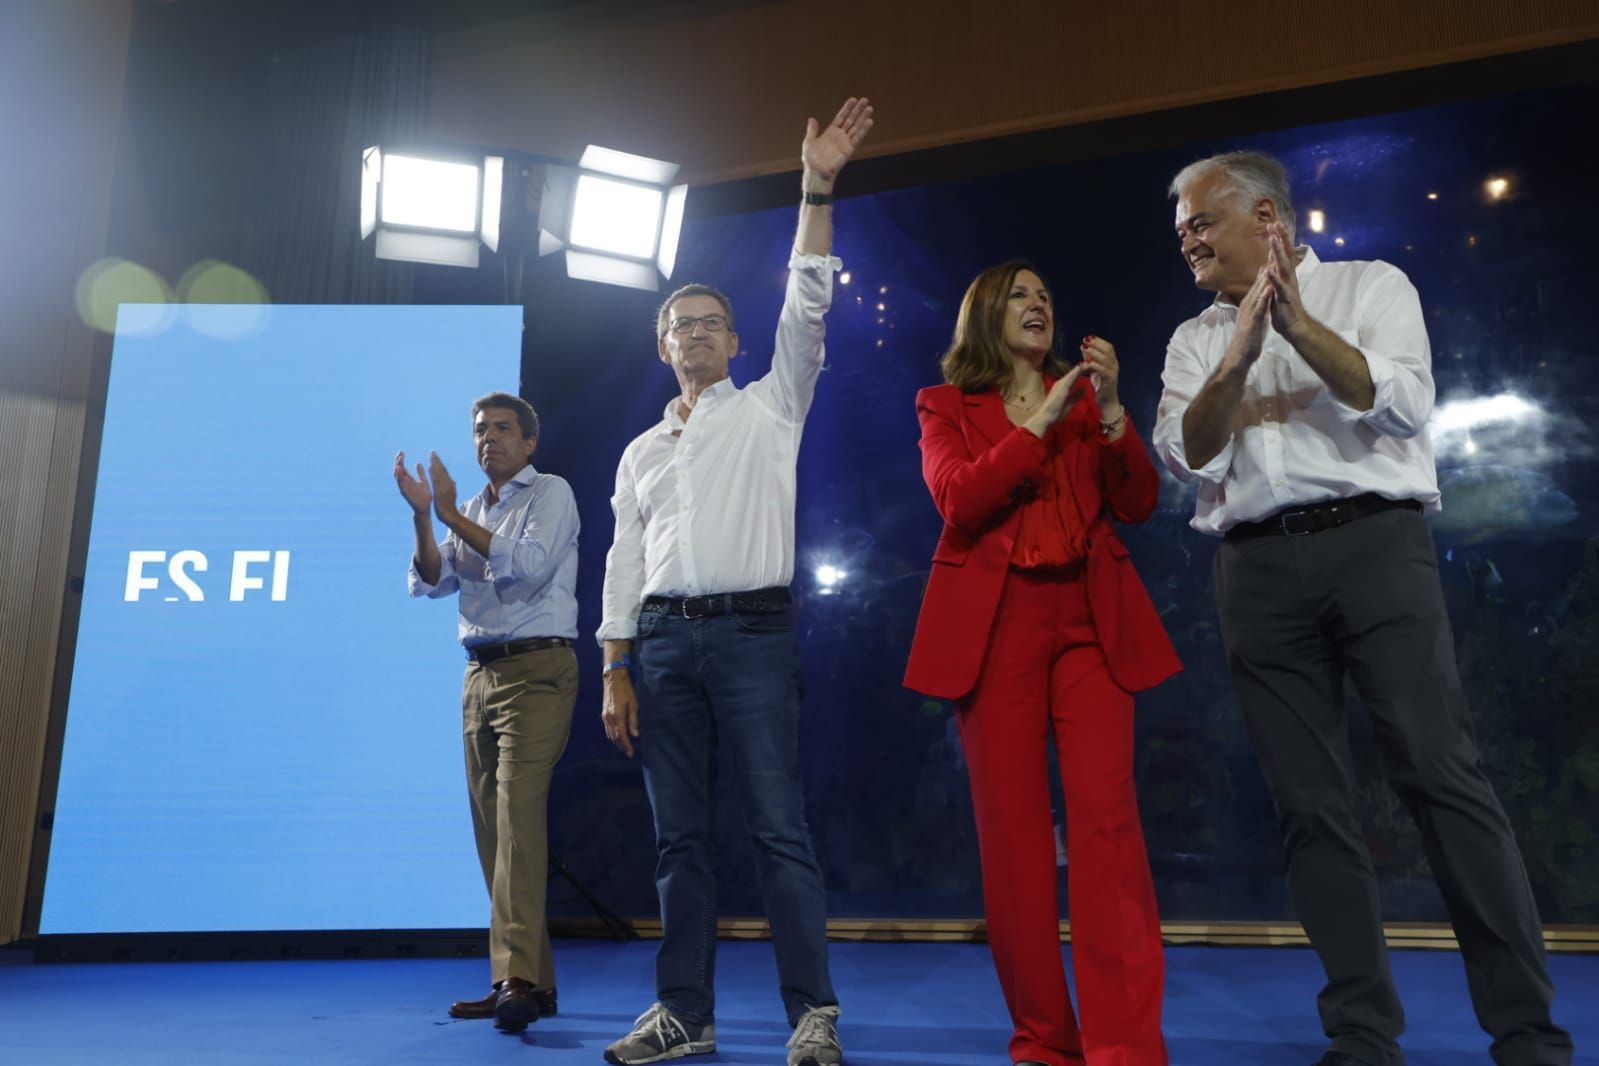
[603,1002,716,1064]
[786,1004,842,1066]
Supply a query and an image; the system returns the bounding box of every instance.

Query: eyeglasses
[667,314,729,334]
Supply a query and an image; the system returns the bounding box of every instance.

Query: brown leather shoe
[449,983,557,1020]
[448,988,498,1019]
[493,977,539,1032]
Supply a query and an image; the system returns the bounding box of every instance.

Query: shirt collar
[1203,244,1321,320]
[1296,243,1322,283]
[658,377,736,433]
[477,462,538,505]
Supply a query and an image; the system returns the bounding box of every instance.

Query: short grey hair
[1169,150,1296,243]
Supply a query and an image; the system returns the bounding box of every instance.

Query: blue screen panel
[42,303,521,933]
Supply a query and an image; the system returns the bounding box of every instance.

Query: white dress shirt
[597,249,842,642]
[1153,246,1441,536]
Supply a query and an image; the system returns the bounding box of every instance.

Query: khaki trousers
[462,645,577,987]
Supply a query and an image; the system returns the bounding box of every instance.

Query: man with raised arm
[595,97,873,1066]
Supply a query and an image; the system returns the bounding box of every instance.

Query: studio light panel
[360,140,685,287]
[361,147,504,268]
[380,155,480,233]
[569,175,665,260]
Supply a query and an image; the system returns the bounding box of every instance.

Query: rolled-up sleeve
[597,447,647,644]
[483,477,580,594]
[1329,263,1435,438]
[755,249,841,424]
[1154,326,1235,485]
[408,534,461,598]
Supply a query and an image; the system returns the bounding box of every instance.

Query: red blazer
[903,381,1182,701]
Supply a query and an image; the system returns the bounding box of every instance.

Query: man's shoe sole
[493,997,539,1033]
[602,1039,716,1064]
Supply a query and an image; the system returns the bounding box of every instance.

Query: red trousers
[957,566,1167,1066]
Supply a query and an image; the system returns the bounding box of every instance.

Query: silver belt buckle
[1279,510,1314,536]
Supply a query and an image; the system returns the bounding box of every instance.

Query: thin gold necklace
[1003,381,1042,406]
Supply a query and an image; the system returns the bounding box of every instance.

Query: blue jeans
[635,603,836,1027]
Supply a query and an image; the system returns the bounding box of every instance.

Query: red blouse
[1008,418,1087,570]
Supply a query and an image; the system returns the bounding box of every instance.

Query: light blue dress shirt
[409,464,580,647]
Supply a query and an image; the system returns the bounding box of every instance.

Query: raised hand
[1226,265,1274,373]
[1080,335,1123,414]
[394,450,432,515]
[427,451,458,519]
[1022,362,1087,439]
[1264,222,1307,337]
[802,96,874,191]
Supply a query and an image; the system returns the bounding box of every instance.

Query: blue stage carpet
[0,941,1591,1063]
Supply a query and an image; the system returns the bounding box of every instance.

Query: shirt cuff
[788,248,843,273]
[788,249,842,305]
[407,566,432,597]
[407,553,454,598]
[1330,346,1396,426]
[485,531,515,581]
[1167,432,1234,486]
[595,614,639,645]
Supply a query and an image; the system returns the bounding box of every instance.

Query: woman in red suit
[905,261,1181,1066]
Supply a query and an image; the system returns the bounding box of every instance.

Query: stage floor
[0,940,1591,1063]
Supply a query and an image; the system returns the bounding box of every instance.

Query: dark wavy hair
[471,391,539,441]
[939,260,1069,393]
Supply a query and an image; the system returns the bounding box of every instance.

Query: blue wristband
[602,653,634,675]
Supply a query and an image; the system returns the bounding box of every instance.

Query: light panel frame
[538,145,688,292]
[361,146,504,269]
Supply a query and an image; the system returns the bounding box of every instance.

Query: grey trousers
[462,645,577,988]
[1213,506,1571,1066]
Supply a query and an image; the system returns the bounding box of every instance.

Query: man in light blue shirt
[395,391,578,1034]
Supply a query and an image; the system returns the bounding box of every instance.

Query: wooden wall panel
[427,0,1599,184]
[0,0,133,945]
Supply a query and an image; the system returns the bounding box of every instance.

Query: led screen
[42,303,521,932]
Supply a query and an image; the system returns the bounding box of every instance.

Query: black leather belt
[466,636,572,664]
[641,586,791,620]
[1225,493,1421,542]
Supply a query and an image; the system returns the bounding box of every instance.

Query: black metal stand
[548,848,638,941]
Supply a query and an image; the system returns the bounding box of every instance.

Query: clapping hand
[394,451,432,515]
[1263,221,1306,337]
[427,452,458,519]
[1227,265,1274,372]
[1021,362,1088,439]
[1079,335,1122,415]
